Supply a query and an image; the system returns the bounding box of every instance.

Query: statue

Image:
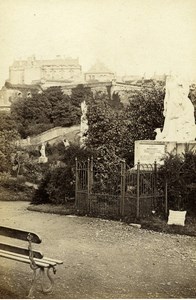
[40,142,46,157]
[38,142,48,163]
[155,75,196,142]
[80,100,88,147]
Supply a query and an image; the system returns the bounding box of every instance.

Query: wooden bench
[0,226,63,298]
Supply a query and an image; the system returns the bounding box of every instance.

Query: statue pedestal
[38,156,48,164]
[134,140,196,166]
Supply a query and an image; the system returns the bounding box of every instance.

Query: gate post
[136,161,140,218]
[90,156,94,190]
[165,178,168,216]
[87,158,90,213]
[75,157,78,208]
[87,157,93,213]
[120,160,126,217]
[154,160,157,209]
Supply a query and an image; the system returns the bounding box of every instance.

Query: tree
[0,112,17,131]
[10,86,85,138]
[0,112,19,173]
[124,83,165,158]
[70,84,93,107]
[85,83,165,166]
[10,92,52,137]
[126,83,165,139]
[0,129,19,173]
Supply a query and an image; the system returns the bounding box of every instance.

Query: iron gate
[75,158,166,218]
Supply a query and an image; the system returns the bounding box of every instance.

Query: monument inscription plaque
[134,141,166,165]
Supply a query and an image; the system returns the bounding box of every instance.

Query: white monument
[155,75,196,142]
[80,100,89,147]
[38,142,48,163]
[135,75,196,165]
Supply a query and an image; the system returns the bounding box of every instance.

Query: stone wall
[17,125,81,148]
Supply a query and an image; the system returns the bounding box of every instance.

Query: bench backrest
[0,226,42,243]
[0,226,43,259]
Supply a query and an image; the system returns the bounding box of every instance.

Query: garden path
[0,201,195,299]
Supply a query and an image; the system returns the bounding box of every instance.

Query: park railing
[75,157,167,219]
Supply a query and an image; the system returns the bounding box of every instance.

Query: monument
[80,100,88,147]
[38,142,48,163]
[135,75,196,165]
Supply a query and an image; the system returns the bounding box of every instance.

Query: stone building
[9,55,82,85]
[85,61,115,82]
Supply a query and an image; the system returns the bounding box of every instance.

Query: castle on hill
[8,56,115,85]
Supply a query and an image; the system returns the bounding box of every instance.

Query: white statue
[154,128,163,141]
[40,143,46,157]
[156,75,196,142]
[39,142,48,163]
[80,100,89,147]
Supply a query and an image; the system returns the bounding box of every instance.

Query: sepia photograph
[0,0,196,298]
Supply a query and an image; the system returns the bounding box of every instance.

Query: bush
[0,175,30,193]
[31,172,51,204]
[31,143,95,205]
[31,166,75,205]
[158,151,196,213]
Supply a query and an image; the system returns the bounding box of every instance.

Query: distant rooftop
[86,61,114,74]
[12,56,80,68]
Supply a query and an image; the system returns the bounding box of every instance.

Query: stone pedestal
[134,140,196,165]
[38,156,48,164]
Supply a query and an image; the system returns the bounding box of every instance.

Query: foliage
[0,129,19,173]
[45,143,93,166]
[0,112,19,173]
[31,172,51,204]
[32,166,75,205]
[124,83,165,155]
[31,144,93,205]
[0,112,17,131]
[70,84,93,107]
[158,151,196,212]
[10,85,90,138]
[92,145,121,194]
[85,83,165,166]
[62,144,94,165]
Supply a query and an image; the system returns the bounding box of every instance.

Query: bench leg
[27,268,38,299]
[40,267,55,294]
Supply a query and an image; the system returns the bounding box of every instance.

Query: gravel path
[0,201,195,299]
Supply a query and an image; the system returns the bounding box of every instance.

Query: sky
[0,0,196,87]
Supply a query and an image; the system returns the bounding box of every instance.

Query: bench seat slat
[0,226,42,244]
[0,250,49,268]
[43,257,63,265]
[0,250,61,268]
[0,243,43,259]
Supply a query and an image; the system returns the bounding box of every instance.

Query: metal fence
[75,157,166,219]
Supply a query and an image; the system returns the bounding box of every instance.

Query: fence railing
[75,157,167,219]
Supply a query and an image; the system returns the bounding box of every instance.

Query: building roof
[12,56,80,68]
[86,61,114,74]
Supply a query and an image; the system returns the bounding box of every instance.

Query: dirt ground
[0,201,195,299]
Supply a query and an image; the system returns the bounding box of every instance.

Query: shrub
[158,151,196,213]
[31,172,51,204]
[31,166,75,205]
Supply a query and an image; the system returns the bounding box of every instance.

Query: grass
[28,202,76,215]
[0,186,33,201]
[140,215,196,237]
